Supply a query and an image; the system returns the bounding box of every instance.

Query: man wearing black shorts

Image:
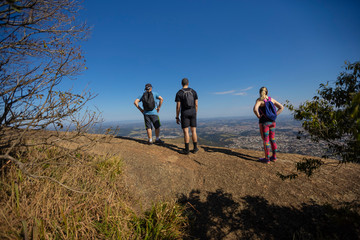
[175,78,199,154]
[134,83,164,145]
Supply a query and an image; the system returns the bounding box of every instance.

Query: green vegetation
[131,202,188,239]
[0,146,188,239]
[282,61,360,178]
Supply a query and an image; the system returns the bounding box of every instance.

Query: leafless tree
[0,0,101,192]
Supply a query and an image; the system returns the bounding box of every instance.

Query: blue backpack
[263,97,277,121]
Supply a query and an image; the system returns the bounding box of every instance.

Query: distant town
[95,116,328,158]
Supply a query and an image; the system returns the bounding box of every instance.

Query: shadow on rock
[201,146,258,162]
[178,189,360,240]
[115,136,183,153]
[178,189,242,239]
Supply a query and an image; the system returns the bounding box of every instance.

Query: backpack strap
[264,97,271,102]
[180,88,193,96]
[181,88,190,93]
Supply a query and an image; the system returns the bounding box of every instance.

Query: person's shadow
[115,136,183,154]
[178,189,360,240]
[201,146,258,162]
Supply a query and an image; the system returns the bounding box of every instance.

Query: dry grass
[0,146,188,239]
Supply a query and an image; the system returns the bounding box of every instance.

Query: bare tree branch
[0,0,103,193]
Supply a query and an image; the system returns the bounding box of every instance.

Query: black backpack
[181,89,195,109]
[142,92,155,111]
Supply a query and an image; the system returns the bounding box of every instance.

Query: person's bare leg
[183,128,190,143]
[147,128,152,142]
[155,128,160,139]
[182,128,190,153]
[191,127,199,153]
[191,127,197,143]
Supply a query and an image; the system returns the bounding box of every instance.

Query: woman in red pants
[253,87,284,163]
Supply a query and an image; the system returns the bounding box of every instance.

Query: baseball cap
[145,83,152,90]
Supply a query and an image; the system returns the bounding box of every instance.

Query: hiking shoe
[155,139,164,144]
[147,141,153,145]
[270,156,277,162]
[180,149,190,155]
[192,148,199,154]
[259,158,270,164]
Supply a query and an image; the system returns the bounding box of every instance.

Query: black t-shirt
[175,88,198,113]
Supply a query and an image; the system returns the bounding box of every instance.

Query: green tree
[281,61,360,178]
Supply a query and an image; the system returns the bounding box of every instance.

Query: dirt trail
[88,136,360,239]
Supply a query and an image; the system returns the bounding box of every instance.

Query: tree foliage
[282,61,360,178]
[0,0,100,191]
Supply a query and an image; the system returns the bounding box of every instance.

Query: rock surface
[89,135,360,239]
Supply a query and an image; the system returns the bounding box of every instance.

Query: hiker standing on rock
[175,78,199,154]
[253,87,284,163]
[134,83,164,145]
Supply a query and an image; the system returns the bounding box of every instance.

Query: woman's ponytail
[259,87,268,100]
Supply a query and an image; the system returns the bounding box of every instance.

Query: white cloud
[241,86,253,91]
[233,92,247,96]
[213,90,236,95]
[213,86,253,96]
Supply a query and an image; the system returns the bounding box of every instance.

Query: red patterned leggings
[259,122,277,160]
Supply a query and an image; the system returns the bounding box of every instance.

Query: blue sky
[71,0,360,122]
